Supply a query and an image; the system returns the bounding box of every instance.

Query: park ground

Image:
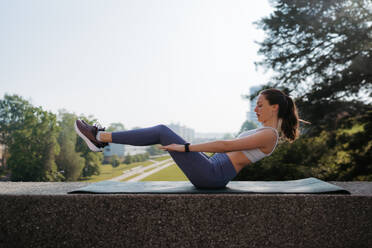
[79,154,188,182]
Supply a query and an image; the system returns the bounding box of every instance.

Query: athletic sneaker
[74,119,108,152]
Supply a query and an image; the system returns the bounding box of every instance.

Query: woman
[75,88,303,189]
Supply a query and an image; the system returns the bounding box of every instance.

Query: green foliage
[235,110,372,181]
[256,0,371,98]
[131,154,139,163]
[124,153,149,164]
[314,110,372,180]
[110,155,121,168]
[124,154,133,164]
[253,0,371,131]
[80,152,102,178]
[106,122,125,132]
[0,94,33,139]
[0,94,34,168]
[55,110,85,181]
[1,95,62,181]
[146,145,166,156]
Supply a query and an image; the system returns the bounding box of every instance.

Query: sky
[0,0,273,134]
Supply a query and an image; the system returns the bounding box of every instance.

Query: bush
[110,155,121,168]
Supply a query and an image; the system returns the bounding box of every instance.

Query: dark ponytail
[260,88,307,142]
[281,95,299,142]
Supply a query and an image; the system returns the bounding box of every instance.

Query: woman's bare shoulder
[257,127,278,139]
[224,128,277,152]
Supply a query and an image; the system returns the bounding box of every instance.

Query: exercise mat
[68,177,350,194]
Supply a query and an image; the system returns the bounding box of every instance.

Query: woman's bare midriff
[226,142,276,174]
[226,151,252,174]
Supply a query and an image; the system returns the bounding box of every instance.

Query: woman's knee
[155,124,170,133]
[154,124,177,145]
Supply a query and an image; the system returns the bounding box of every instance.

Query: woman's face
[254,94,278,123]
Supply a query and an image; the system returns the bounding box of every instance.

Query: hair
[260,88,308,142]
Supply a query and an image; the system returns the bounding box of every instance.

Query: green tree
[56,110,85,181]
[111,154,121,168]
[131,155,139,163]
[234,109,372,181]
[310,110,372,180]
[0,94,34,169]
[124,154,133,164]
[144,153,150,160]
[106,122,125,132]
[146,145,166,156]
[4,99,61,181]
[254,0,371,131]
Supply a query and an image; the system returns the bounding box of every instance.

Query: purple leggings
[111,124,237,188]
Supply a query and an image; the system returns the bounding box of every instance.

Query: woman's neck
[262,118,279,130]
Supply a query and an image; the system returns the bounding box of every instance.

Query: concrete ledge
[1,182,372,248]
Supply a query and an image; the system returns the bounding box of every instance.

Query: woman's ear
[272,104,279,113]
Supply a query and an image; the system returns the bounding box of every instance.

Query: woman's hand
[159,144,185,152]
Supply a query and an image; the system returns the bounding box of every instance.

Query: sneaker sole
[74,121,103,152]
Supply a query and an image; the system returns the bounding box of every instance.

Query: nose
[254,105,258,113]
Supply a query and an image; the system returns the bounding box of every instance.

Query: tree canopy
[0,95,105,181]
[0,95,61,181]
[253,0,371,130]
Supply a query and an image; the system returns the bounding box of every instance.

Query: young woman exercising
[75,88,303,189]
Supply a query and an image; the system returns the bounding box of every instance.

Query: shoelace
[93,122,106,132]
[93,122,108,148]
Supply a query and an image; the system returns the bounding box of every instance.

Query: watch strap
[184,143,190,152]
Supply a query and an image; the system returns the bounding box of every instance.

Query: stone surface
[1,181,371,195]
[0,181,90,195]
[1,181,372,248]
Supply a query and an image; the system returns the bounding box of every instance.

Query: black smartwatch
[184,143,190,152]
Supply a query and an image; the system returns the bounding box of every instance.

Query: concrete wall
[1,182,371,248]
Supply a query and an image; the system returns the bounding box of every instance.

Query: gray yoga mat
[68,177,350,194]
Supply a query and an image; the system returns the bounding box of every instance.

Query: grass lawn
[79,160,154,182]
[140,164,188,181]
[152,155,171,161]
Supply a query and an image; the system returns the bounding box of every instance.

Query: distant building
[103,143,125,158]
[246,85,262,127]
[166,123,235,144]
[123,145,149,156]
[103,143,150,157]
[167,123,195,143]
[195,132,227,140]
[194,132,234,143]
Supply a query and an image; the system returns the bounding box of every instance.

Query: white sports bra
[236,126,279,163]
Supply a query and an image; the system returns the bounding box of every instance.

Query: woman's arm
[159,129,277,153]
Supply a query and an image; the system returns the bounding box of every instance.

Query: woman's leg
[110,124,225,188]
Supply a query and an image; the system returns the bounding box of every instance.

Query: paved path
[126,161,174,182]
[108,158,173,182]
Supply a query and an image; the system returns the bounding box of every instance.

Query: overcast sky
[0,0,273,133]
